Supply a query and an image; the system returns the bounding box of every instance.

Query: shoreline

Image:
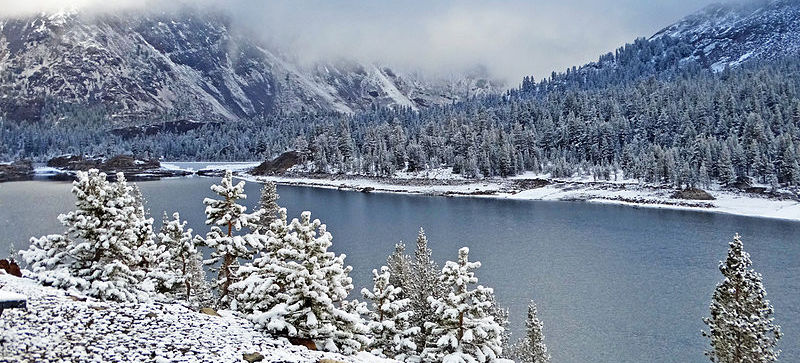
[23,161,800,223]
[241,172,800,223]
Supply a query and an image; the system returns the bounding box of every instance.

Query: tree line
[4,58,800,190]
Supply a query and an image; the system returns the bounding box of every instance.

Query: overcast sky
[2,0,737,84]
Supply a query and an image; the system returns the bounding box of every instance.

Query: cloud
[217,0,730,84]
[0,0,146,17]
[1,0,735,84]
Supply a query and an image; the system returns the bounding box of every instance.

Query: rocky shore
[0,161,34,183]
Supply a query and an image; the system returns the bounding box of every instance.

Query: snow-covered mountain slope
[652,0,800,72]
[0,273,393,362]
[514,0,800,96]
[0,9,500,123]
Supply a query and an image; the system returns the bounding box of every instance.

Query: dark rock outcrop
[46,154,190,180]
[0,259,22,277]
[0,160,34,182]
[48,155,158,172]
[251,151,307,176]
[672,187,715,200]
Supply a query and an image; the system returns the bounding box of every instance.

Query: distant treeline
[3,37,800,188]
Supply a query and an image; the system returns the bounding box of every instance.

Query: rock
[671,187,715,200]
[0,260,22,277]
[145,312,158,318]
[288,337,317,351]
[318,359,346,363]
[196,169,227,177]
[104,155,160,170]
[199,307,220,317]
[47,154,160,173]
[0,160,34,183]
[512,178,551,190]
[47,155,102,169]
[361,186,375,193]
[251,151,307,175]
[45,154,190,181]
[242,352,265,362]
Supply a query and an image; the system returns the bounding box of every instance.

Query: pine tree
[201,170,266,307]
[703,233,782,363]
[386,242,413,299]
[361,266,420,360]
[423,247,505,362]
[512,300,550,363]
[231,208,290,317]
[409,228,444,351]
[21,170,153,302]
[158,211,207,303]
[122,180,173,296]
[256,181,280,230]
[489,296,512,359]
[241,211,368,354]
[718,148,737,186]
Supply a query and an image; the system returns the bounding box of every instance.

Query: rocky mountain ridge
[0,9,499,123]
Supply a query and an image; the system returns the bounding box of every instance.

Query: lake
[1,176,798,363]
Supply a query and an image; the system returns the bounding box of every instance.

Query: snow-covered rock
[0,274,395,362]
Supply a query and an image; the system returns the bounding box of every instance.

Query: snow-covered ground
[241,171,800,223]
[161,162,262,173]
[0,273,393,363]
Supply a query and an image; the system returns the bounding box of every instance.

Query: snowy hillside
[0,273,393,363]
[0,9,500,123]
[516,0,800,97]
[652,0,800,72]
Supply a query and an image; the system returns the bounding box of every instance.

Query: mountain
[652,0,800,71]
[0,9,500,123]
[517,0,800,96]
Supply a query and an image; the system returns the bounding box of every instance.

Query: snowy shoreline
[239,172,800,223]
[32,161,800,223]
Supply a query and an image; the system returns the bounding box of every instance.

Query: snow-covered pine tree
[230,208,290,317]
[334,298,372,355]
[256,181,280,230]
[489,296,512,360]
[201,170,266,307]
[361,266,420,360]
[512,300,550,363]
[409,228,444,350]
[244,211,368,354]
[21,170,150,302]
[386,242,413,299]
[158,211,208,303]
[423,247,505,363]
[116,176,174,296]
[703,233,782,363]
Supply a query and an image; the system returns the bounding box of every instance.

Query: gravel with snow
[0,274,394,363]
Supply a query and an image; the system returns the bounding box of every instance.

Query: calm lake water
[1,176,798,363]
